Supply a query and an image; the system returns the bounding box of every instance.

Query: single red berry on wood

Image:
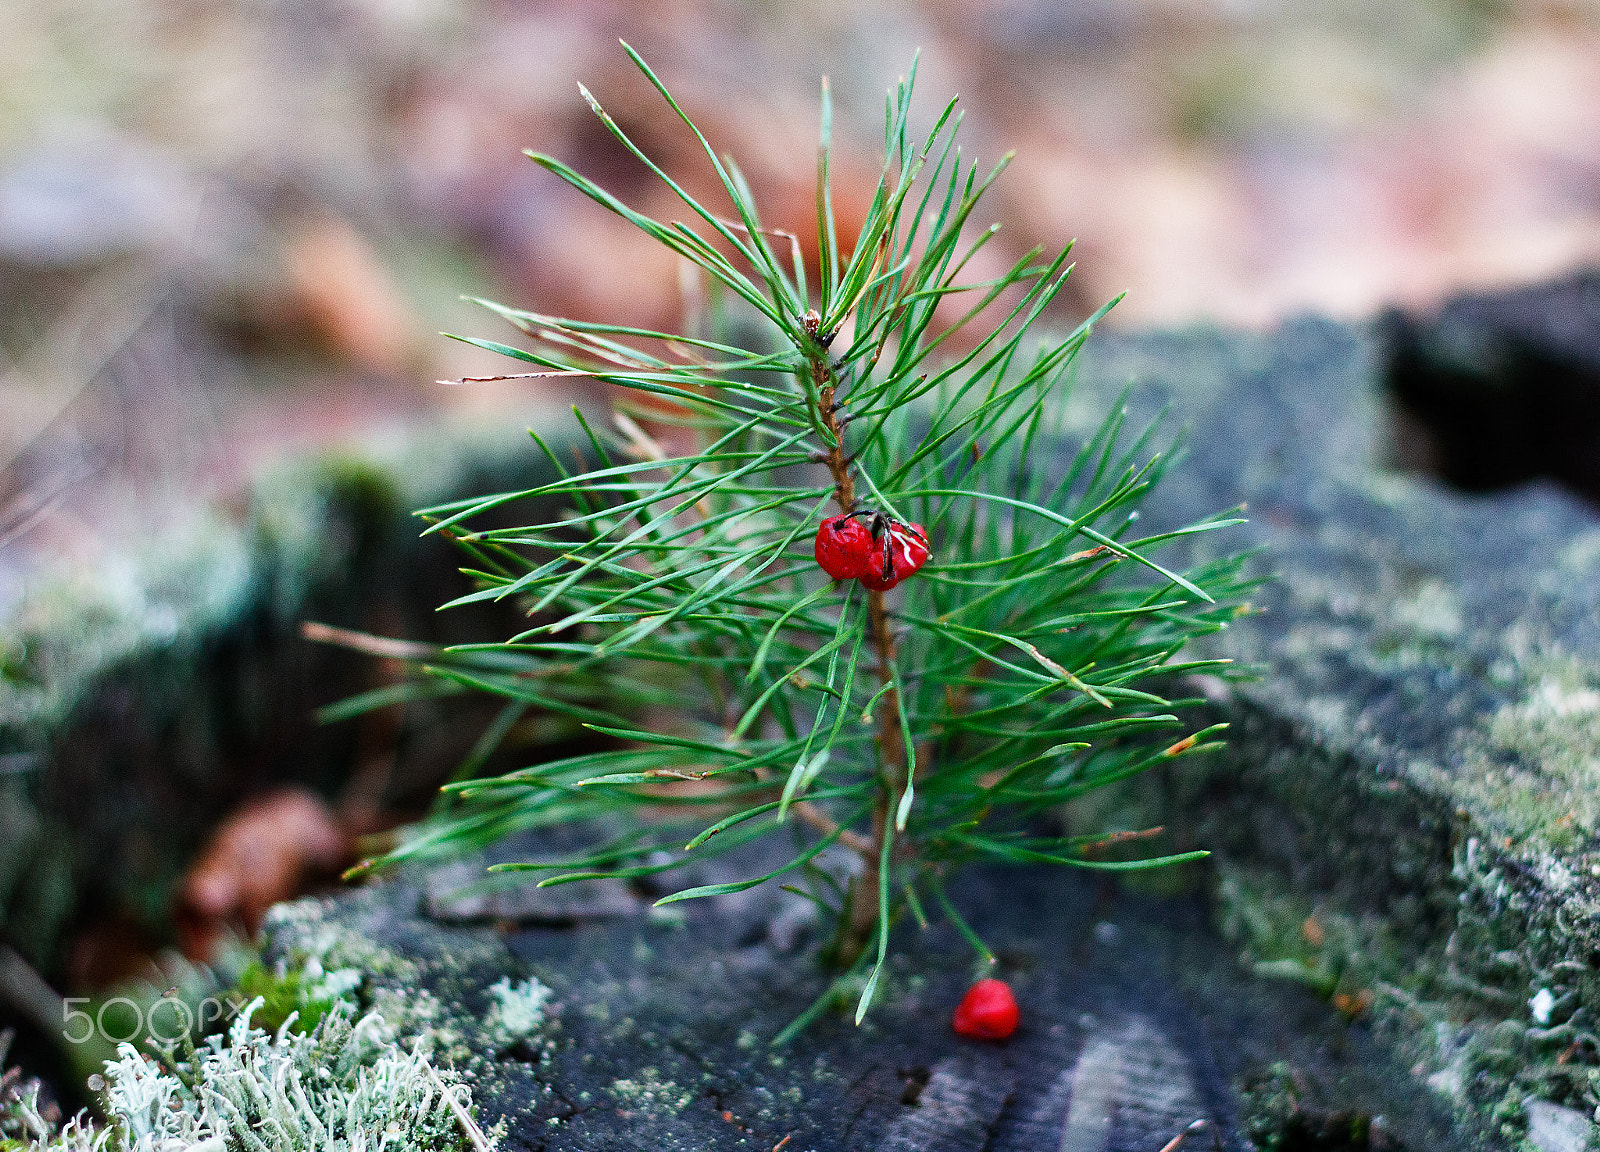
[952,978,1019,1040]
[814,514,874,580]
[857,520,930,591]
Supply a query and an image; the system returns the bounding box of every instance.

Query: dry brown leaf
[175,788,353,962]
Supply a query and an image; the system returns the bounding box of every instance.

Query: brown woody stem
[807,340,903,966]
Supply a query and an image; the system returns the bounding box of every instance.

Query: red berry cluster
[813,511,930,591]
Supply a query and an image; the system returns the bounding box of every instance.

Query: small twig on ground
[301,620,439,662]
[1157,1118,1208,1152]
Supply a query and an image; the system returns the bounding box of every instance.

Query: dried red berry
[857,520,929,591]
[952,978,1019,1040]
[814,514,874,580]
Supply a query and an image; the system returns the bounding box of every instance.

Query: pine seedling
[369,47,1252,1032]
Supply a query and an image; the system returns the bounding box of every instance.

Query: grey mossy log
[1072,316,1600,1147]
[261,839,1464,1151]
[261,313,1600,1150]
[0,413,572,972]
[11,298,1600,1147]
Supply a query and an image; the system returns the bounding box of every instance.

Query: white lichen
[298,950,363,1006]
[485,976,552,1043]
[102,998,487,1152]
[608,1067,693,1117]
[1531,987,1556,1026]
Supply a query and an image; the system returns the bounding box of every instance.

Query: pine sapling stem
[793,798,874,856]
[807,336,903,966]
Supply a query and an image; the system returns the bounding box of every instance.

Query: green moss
[1453,654,1600,850]
[1211,795,1600,1141]
[1240,1062,1398,1151]
[233,954,360,1035]
[249,452,403,621]
[1216,862,1404,1007]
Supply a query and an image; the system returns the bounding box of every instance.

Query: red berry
[857,521,930,591]
[814,514,874,580]
[952,978,1018,1040]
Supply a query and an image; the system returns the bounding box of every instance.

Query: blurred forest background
[4,0,1600,604]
